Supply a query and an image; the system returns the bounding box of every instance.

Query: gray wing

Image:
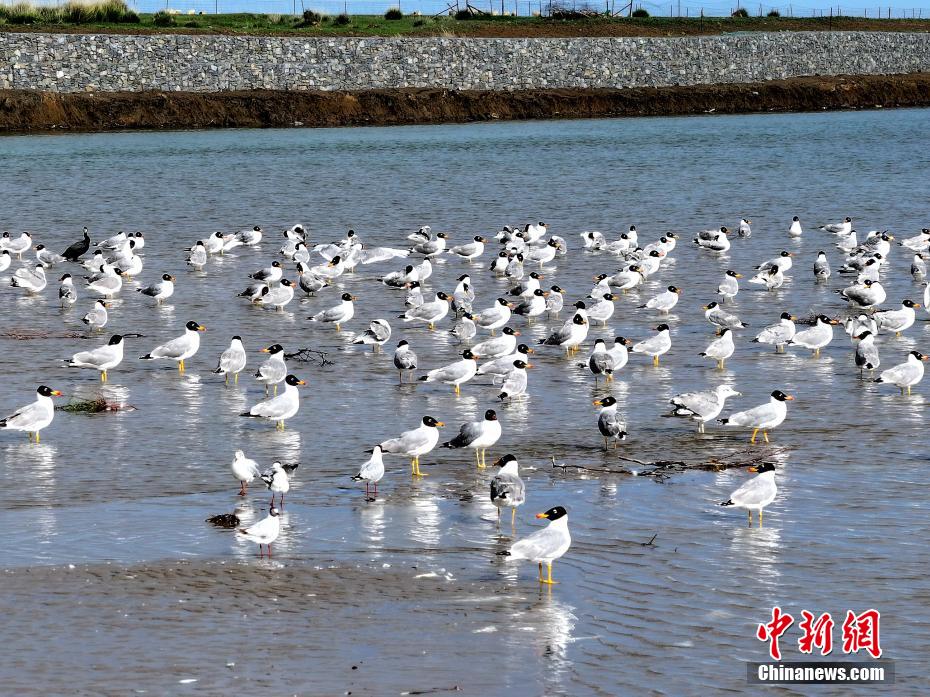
[509,526,566,561]
[381,428,430,454]
[598,410,625,437]
[671,390,716,417]
[451,421,483,447]
[151,334,192,359]
[729,477,776,507]
[394,350,417,370]
[490,474,525,506]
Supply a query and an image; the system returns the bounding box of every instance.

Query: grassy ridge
[0,8,929,36]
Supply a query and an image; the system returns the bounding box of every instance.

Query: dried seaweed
[58,398,136,413]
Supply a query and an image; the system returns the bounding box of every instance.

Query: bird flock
[2,216,929,582]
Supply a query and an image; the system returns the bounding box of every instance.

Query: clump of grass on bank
[0,0,139,25]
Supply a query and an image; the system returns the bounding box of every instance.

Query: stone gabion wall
[1,31,929,93]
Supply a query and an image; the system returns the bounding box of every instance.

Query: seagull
[187,241,207,270]
[2,231,32,258]
[700,328,735,369]
[241,374,307,430]
[607,336,632,373]
[398,291,451,330]
[474,298,513,334]
[738,218,752,238]
[539,313,589,355]
[230,450,261,496]
[586,293,617,326]
[490,454,526,527]
[412,231,448,257]
[631,324,672,366]
[874,299,919,336]
[489,251,510,275]
[0,250,10,273]
[853,331,880,374]
[214,336,247,385]
[254,344,287,395]
[752,312,797,353]
[261,461,297,507]
[477,344,534,377]
[351,319,392,352]
[35,244,65,268]
[0,385,63,443]
[11,264,47,293]
[442,408,502,468]
[875,351,928,395]
[234,226,263,246]
[720,463,777,527]
[512,288,549,323]
[62,227,91,261]
[85,266,123,298]
[237,506,281,557]
[58,273,77,306]
[717,270,742,302]
[379,415,444,477]
[419,349,479,395]
[352,445,385,500]
[393,340,418,384]
[756,250,794,273]
[67,334,124,382]
[309,292,356,331]
[525,238,561,267]
[359,246,410,265]
[498,360,531,401]
[693,227,730,252]
[789,315,839,357]
[82,299,109,330]
[502,506,571,585]
[140,321,205,374]
[546,285,565,317]
[667,384,741,432]
[749,266,785,290]
[593,396,626,449]
[137,273,176,304]
[910,254,927,280]
[718,390,793,443]
[472,327,520,359]
[704,302,748,331]
[640,286,681,314]
[900,228,930,252]
[381,264,419,288]
[450,312,477,344]
[587,338,614,383]
[250,261,283,284]
[813,251,831,281]
[818,216,853,235]
[257,278,295,311]
[788,216,803,237]
[448,235,488,261]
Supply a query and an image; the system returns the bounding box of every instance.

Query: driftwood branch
[284,347,334,367]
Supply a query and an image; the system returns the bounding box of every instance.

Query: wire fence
[5,0,929,18]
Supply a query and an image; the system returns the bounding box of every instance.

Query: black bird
[62,227,91,262]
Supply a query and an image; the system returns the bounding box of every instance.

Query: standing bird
[412,231,448,257]
[819,216,853,235]
[309,292,356,331]
[474,298,513,335]
[607,336,633,374]
[631,324,672,366]
[230,450,261,496]
[720,463,777,527]
[214,336,247,385]
[749,266,785,291]
[448,235,488,261]
[593,396,626,449]
[718,390,794,444]
[587,338,614,383]
[704,302,748,332]
[351,319,392,352]
[261,461,297,508]
[35,244,65,268]
[546,285,565,317]
[398,291,451,330]
[82,299,109,330]
[378,415,444,477]
[257,279,295,311]
[418,349,479,395]
[788,216,803,238]
[700,328,735,369]
[139,321,205,374]
[717,270,742,303]
[441,409,502,468]
[498,360,531,401]
[640,286,681,314]
[137,273,175,304]
[58,273,77,306]
[512,288,549,323]
[61,226,91,261]
[501,506,571,585]
[241,374,306,430]
[450,312,477,344]
[237,507,280,558]
[853,331,880,374]
[0,385,63,443]
[0,249,10,273]
[393,340,418,384]
[187,241,207,270]
[539,313,589,355]
[837,279,886,310]
[11,264,47,294]
[67,334,124,382]
[587,293,617,326]
[874,299,919,337]
[255,343,287,395]
[753,312,797,353]
[910,254,927,280]
[250,260,283,284]
[667,384,741,433]
[788,315,839,357]
[472,327,520,359]
[875,351,928,395]
[490,454,526,528]
[352,445,385,500]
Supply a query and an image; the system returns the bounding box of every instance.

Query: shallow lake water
[1,110,928,694]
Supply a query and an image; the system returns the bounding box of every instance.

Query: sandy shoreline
[2,73,929,133]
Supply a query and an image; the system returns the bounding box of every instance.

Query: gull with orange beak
[499,359,531,401]
[640,285,682,314]
[631,324,672,366]
[309,292,356,331]
[720,462,777,527]
[241,374,307,430]
[418,349,479,395]
[501,506,571,585]
[718,390,794,444]
[139,320,205,374]
[875,350,928,395]
[378,415,444,477]
[0,385,63,443]
[137,273,176,304]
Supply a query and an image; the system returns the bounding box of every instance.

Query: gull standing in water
[700,328,735,369]
[875,351,928,395]
[214,336,247,385]
[378,415,444,477]
[853,331,881,374]
[704,302,748,332]
[11,264,47,294]
[717,270,742,303]
[753,312,797,353]
[137,273,175,304]
[393,340,418,384]
[720,463,777,527]
[789,315,839,357]
[639,285,681,314]
[241,374,306,430]
[67,334,124,382]
[399,291,451,330]
[419,349,479,395]
[788,216,803,237]
[874,299,919,337]
[442,409,502,468]
[587,338,614,383]
[632,324,671,366]
[718,390,794,444]
[351,319,392,352]
[539,313,589,355]
[255,343,287,395]
[309,292,356,331]
[82,299,109,330]
[230,450,261,496]
[813,251,831,281]
[261,461,297,508]
[0,385,63,443]
[490,454,525,528]
[501,506,571,585]
[498,360,531,401]
[593,396,626,449]
[58,273,77,306]
[139,321,205,374]
[237,506,280,558]
[667,384,741,433]
[352,445,385,500]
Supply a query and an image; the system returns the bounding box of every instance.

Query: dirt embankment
[1,73,929,133]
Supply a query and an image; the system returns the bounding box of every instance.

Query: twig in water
[641,534,657,547]
[284,347,334,367]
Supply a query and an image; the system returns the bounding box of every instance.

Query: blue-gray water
[1,111,928,695]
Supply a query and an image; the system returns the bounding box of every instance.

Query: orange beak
[435,421,445,427]
[524,363,534,369]
[914,303,922,308]
[784,394,795,400]
[260,347,270,353]
[592,399,603,406]
[748,466,759,473]
[535,512,549,519]
[525,348,535,354]
[197,325,206,331]
[50,390,63,397]
[296,379,307,385]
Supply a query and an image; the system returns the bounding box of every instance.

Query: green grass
[0,10,928,36]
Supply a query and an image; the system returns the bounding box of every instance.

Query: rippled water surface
[1,111,929,695]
